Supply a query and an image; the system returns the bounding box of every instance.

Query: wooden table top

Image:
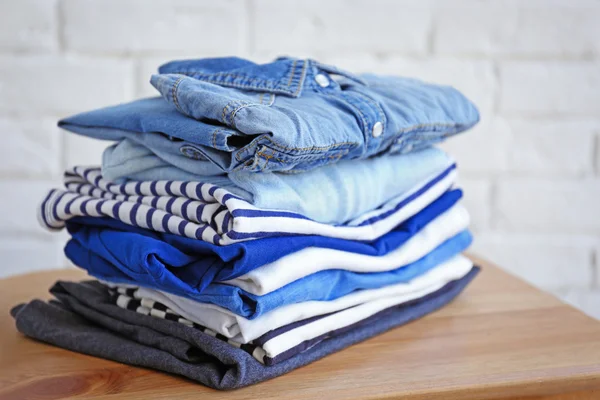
[0,257,599,400]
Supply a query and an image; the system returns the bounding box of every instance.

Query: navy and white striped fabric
[39,165,457,245]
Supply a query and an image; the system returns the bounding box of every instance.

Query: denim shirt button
[315,74,330,87]
[372,121,383,138]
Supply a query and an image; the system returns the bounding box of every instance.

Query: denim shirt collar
[158,56,366,98]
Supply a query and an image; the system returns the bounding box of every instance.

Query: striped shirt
[38,165,457,245]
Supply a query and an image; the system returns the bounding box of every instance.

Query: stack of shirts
[13,57,481,390]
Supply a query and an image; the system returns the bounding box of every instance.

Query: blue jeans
[59,56,479,173]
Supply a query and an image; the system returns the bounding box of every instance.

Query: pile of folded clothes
[13,57,480,390]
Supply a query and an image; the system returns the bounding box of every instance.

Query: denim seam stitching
[212,128,222,150]
[221,99,252,125]
[256,150,278,171]
[261,135,356,153]
[256,93,275,106]
[229,103,261,130]
[350,91,387,135]
[221,100,236,124]
[162,72,298,96]
[397,122,460,134]
[287,59,298,87]
[324,92,369,140]
[170,76,186,114]
[293,61,308,97]
[257,148,286,165]
[234,134,357,163]
[254,146,350,171]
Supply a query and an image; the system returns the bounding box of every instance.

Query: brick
[63,0,248,55]
[440,117,511,174]
[0,0,57,51]
[324,57,495,114]
[499,61,600,116]
[473,233,595,291]
[596,244,600,289]
[0,118,61,179]
[557,289,600,320]
[503,119,598,176]
[313,55,382,73]
[596,134,600,176]
[64,133,109,168]
[433,1,600,57]
[253,0,431,56]
[0,181,57,236]
[0,238,68,278]
[456,177,491,233]
[494,178,600,234]
[447,119,598,177]
[0,56,134,114]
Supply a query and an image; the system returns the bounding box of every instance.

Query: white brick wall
[0,0,598,319]
[432,1,600,57]
[499,61,600,115]
[253,0,431,56]
[62,0,249,56]
[0,55,135,113]
[495,178,600,234]
[502,120,599,176]
[0,0,58,52]
[0,117,62,179]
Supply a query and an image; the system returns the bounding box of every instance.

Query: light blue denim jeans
[102,140,456,224]
[59,56,479,174]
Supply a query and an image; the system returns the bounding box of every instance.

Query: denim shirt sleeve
[148,57,479,173]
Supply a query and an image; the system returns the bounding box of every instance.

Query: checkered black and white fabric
[110,287,268,364]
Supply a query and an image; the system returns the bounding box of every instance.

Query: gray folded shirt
[11,267,478,390]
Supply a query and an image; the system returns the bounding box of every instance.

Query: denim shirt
[60,57,479,173]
